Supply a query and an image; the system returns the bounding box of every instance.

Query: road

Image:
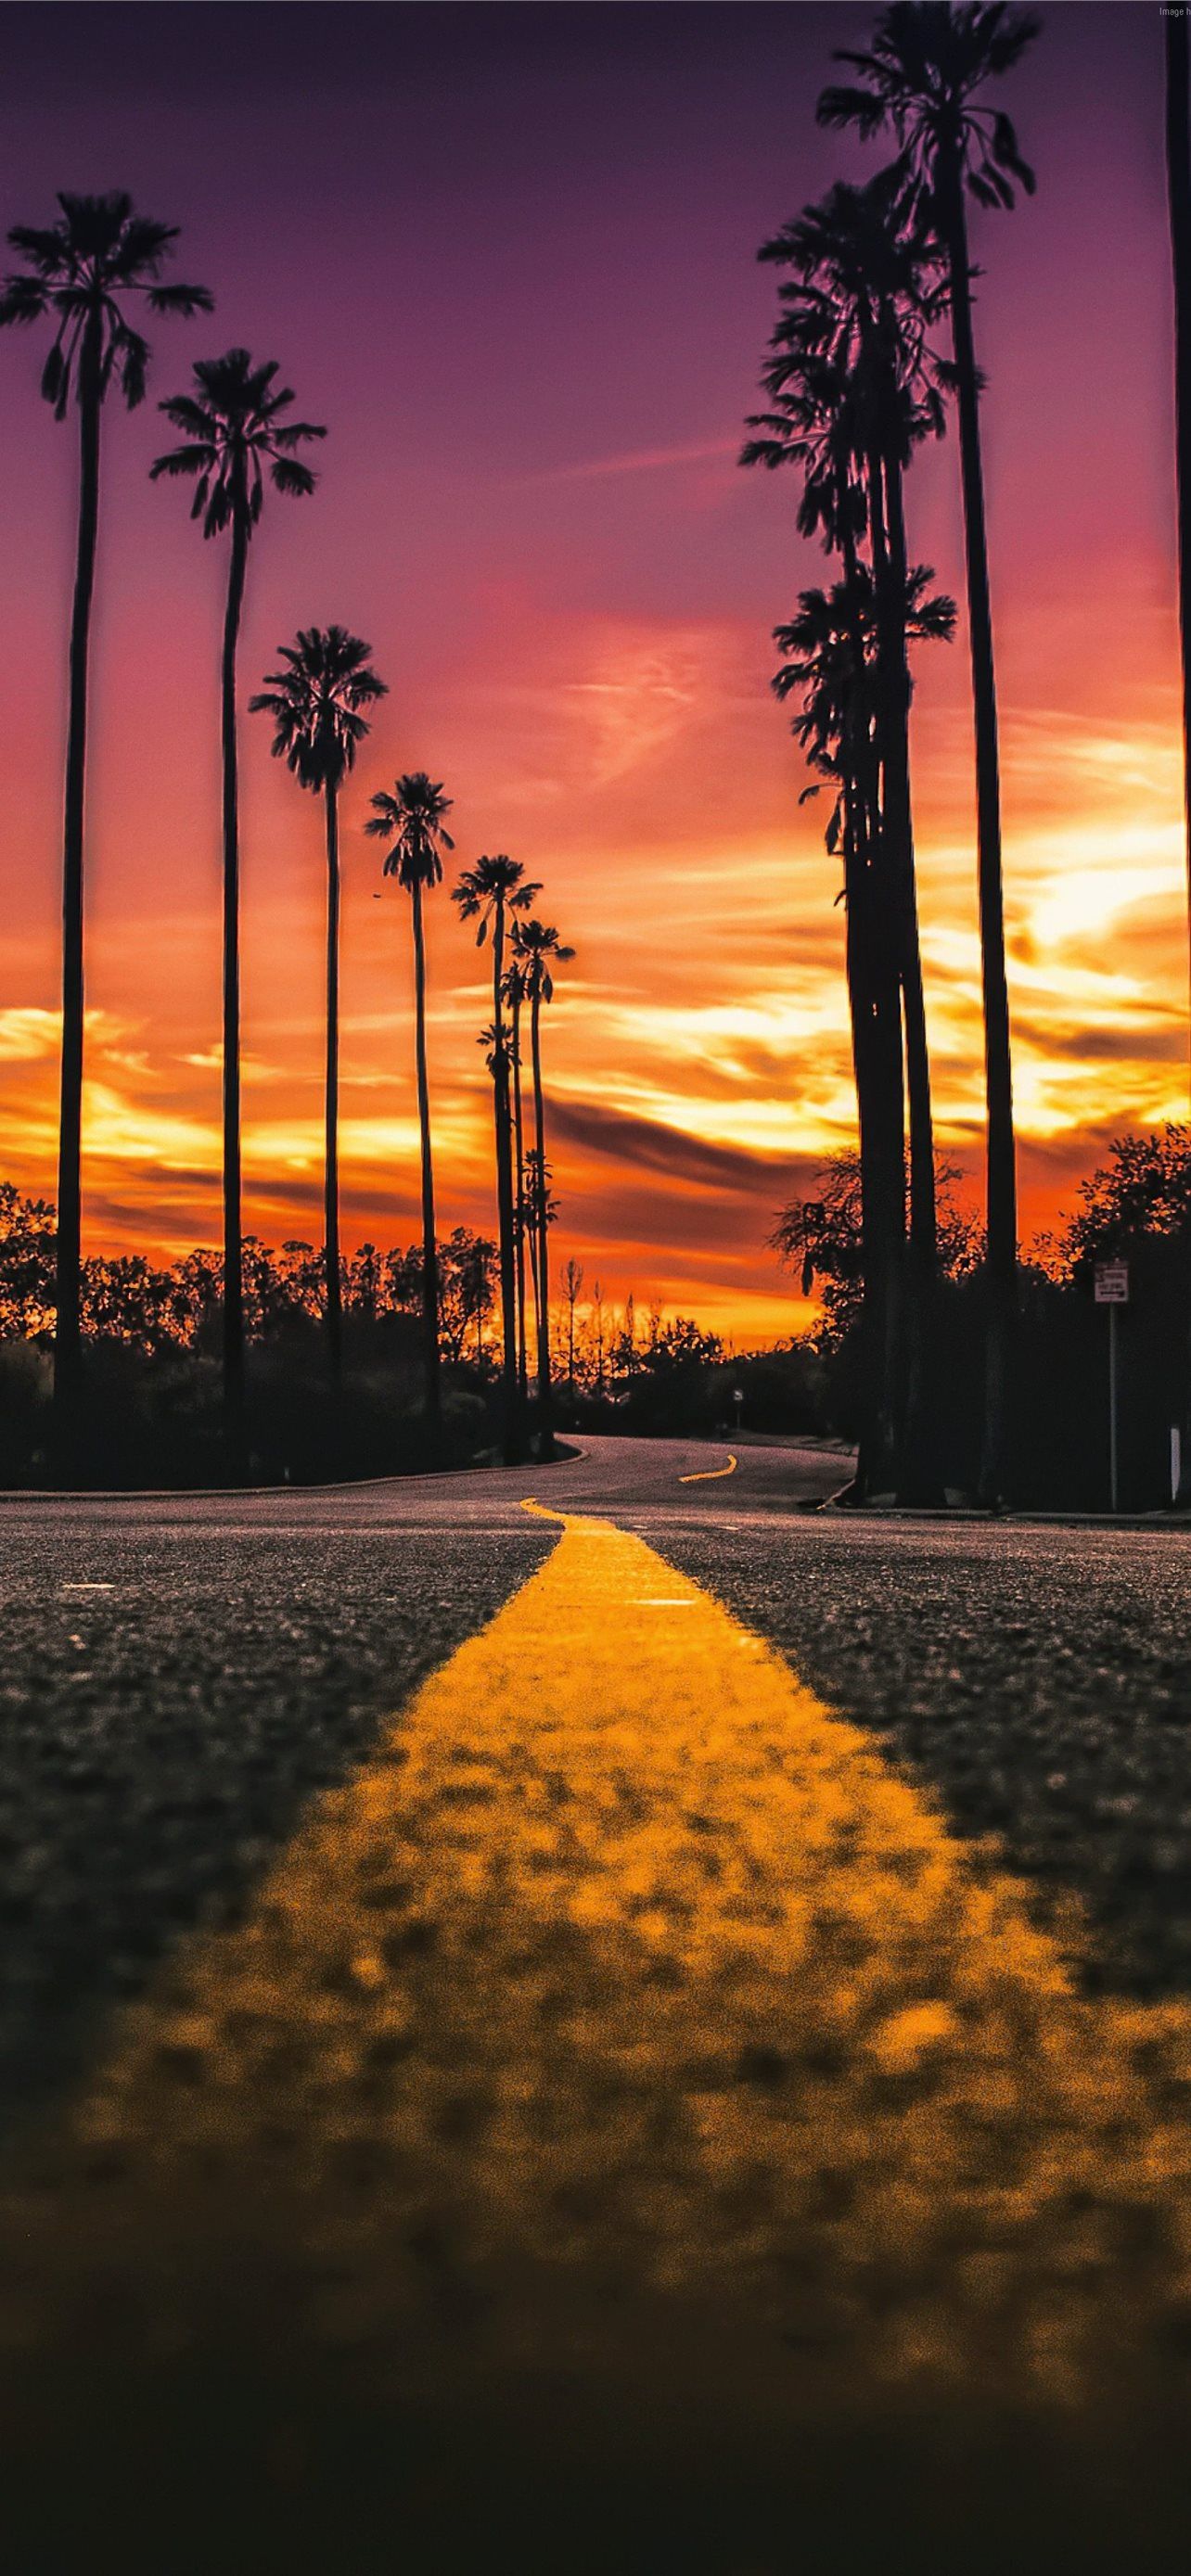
[3,1435,1191,2571]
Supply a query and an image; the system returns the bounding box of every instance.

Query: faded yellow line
[677,1451,737,1484]
[6,1509,1191,2421]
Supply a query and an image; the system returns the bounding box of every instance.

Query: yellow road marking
[677,1451,737,1484]
[6,1509,1191,2422]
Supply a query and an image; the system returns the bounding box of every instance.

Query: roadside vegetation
[2,1126,1189,1501]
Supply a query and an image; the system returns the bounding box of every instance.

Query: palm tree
[365,773,455,1434]
[453,856,540,1462]
[819,0,1040,1501]
[0,194,211,1461]
[1166,12,1191,1504]
[502,956,531,1401]
[512,918,573,1456]
[746,169,952,1493]
[250,627,386,1382]
[774,566,954,1490]
[151,351,325,1452]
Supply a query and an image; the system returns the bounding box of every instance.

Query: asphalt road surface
[3,1435,1191,2572]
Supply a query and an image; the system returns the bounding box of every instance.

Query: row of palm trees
[0,195,570,1472]
[744,0,1039,1502]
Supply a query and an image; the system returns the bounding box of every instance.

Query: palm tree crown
[453,853,542,944]
[150,346,326,532]
[0,190,211,414]
[365,772,456,886]
[251,627,386,795]
[818,3,1038,218]
[753,170,946,477]
[511,918,575,1001]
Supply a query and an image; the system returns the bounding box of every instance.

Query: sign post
[1094,1260,1129,1511]
[732,1386,744,1433]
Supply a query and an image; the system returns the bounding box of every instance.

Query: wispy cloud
[526,438,737,487]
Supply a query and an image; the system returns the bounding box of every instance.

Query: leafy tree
[0,194,211,1457]
[151,348,325,1453]
[0,1183,57,1338]
[438,1226,498,1365]
[773,1151,980,1347]
[453,856,540,1460]
[561,1256,584,1403]
[366,774,456,1433]
[820,0,1040,1499]
[251,627,386,1381]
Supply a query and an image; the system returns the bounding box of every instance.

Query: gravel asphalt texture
[646,1510,1191,1997]
[3,1435,1191,2572]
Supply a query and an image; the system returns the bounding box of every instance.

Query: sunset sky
[0,0,1185,1343]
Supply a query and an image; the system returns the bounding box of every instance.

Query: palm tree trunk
[53,313,103,1474]
[941,160,1018,1507]
[510,989,529,1400]
[531,986,554,1457]
[881,445,942,1502]
[842,513,903,1497]
[491,908,521,1464]
[1165,13,1191,1503]
[412,877,442,1433]
[324,781,342,1385]
[1170,10,1191,1059]
[221,509,249,1461]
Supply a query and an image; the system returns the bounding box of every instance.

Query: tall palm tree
[746,168,953,1494]
[774,567,954,1490]
[1166,13,1191,1505]
[512,918,573,1457]
[0,194,211,1461]
[820,0,1040,1502]
[365,773,455,1435]
[151,351,325,1452]
[502,956,531,1401]
[250,627,386,1383]
[453,856,540,1462]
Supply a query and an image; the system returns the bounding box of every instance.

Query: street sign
[1095,1260,1129,1305]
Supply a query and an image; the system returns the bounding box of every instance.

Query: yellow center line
[677,1452,737,1484]
[6,1508,1191,2421]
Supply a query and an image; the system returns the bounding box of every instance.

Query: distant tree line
[5,1124,1187,1501]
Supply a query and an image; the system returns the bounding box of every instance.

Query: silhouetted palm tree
[1166,13,1191,1506]
[745,168,951,1491]
[820,0,1039,1501]
[365,773,455,1433]
[0,193,211,1461]
[512,918,573,1455]
[501,956,531,1402]
[775,567,953,1491]
[250,627,386,1382]
[151,351,325,1452]
[752,172,946,1276]
[1169,13,1191,1089]
[453,856,540,1461]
